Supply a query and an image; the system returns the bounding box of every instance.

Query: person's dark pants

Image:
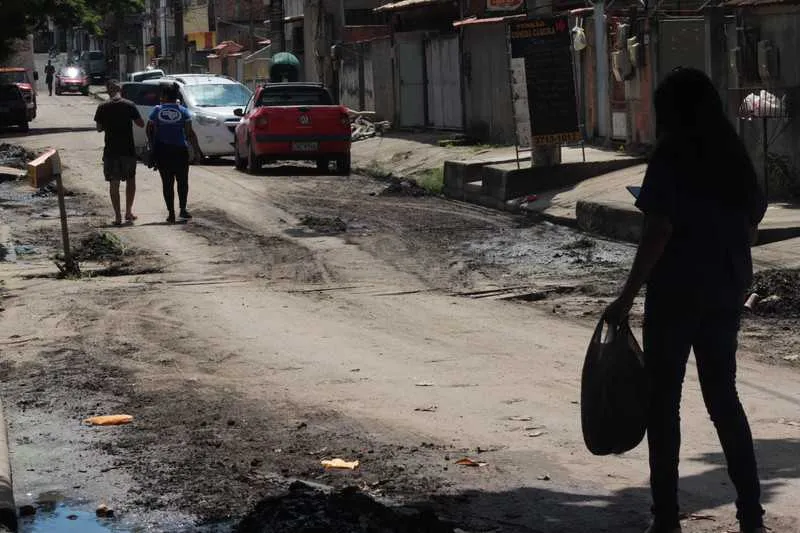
[155,143,189,215]
[643,294,764,531]
[46,79,53,95]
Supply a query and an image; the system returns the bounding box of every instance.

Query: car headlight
[195,113,220,126]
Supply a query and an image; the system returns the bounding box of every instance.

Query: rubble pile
[749,268,800,318]
[351,115,391,142]
[235,481,454,533]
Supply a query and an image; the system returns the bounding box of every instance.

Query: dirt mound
[73,231,129,262]
[235,482,453,533]
[750,269,800,318]
[0,143,37,170]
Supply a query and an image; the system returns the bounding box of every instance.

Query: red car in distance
[55,66,90,96]
[233,82,352,174]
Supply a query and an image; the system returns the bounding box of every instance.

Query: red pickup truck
[233,82,351,174]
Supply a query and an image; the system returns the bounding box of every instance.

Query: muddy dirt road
[0,93,798,533]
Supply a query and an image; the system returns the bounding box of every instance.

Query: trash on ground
[415,382,434,387]
[783,355,799,362]
[744,293,760,310]
[455,457,487,467]
[527,431,546,437]
[414,405,438,412]
[321,458,360,470]
[749,269,800,318]
[686,513,716,522]
[537,473,551,481]
[74,232,128,262]
[507,416,533,422]
[0,143,38,170]
[95,504,114,517]
[83,414,134,426]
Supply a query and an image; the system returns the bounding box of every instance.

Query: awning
[374,0,452,13]
[452,13,527,26]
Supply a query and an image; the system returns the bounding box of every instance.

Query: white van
[121,74,252,159]
[127,69,165,82]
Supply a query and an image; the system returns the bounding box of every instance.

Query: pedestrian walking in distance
[44,60,55,96]
[603,67,768,533]
[94,79,144,226]
[146,82,202,223]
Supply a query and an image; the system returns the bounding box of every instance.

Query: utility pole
[173,0,185,71]
[249,0,256,51]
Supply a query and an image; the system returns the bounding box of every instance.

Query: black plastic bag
[581,318,650,456]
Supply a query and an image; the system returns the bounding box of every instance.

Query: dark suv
[0,83,29,132]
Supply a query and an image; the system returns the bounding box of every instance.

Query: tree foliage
[0,0,145,61]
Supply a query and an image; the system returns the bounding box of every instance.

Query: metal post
[55,171,79,276]
[762,117,769,200]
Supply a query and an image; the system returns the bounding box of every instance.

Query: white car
[121,74,252,159]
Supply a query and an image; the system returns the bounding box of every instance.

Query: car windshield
[182,83,252,108]
[257,87,333,106]
[0,71,27,84]
[60,67,84,78]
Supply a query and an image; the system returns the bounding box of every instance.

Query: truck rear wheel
[316,159,329,172]
[335,154,351,176]
[19,122,29,133]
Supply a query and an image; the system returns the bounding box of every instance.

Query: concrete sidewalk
[521,163,800,270]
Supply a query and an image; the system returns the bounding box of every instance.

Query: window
[257,87,333,106]
[121,83,162,106]
[0,71,27,84]
[182,83,252,107]
[244,95,255,114]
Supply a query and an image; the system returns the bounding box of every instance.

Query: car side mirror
[233,108,244,117]
[33,71,39,81]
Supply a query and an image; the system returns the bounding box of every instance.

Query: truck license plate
[292,142,318,152]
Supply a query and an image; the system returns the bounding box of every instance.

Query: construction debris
[351,115,391,142]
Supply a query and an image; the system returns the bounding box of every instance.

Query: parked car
[233,82,352,174]
[0,67,36,121]
[0,83,30,132]
[55,66,89,95]
[121,74,252,159]
[80,50,106,83]
[127,68,165,82]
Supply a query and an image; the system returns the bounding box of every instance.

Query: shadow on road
[0,126,98,139]
[408,438,800,533]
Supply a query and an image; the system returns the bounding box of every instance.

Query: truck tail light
[255,116,268,128]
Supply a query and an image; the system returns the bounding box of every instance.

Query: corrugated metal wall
[396,33,426,127]
[370,37,394,122]
[462,24,515,144]
[425,35,462,129]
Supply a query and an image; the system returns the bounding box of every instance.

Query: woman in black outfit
[604,68,767,533]
[146,83,202,223]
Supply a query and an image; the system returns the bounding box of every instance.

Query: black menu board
[508,17,581,145]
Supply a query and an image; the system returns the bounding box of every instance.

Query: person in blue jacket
[604,68,767,533]
[146,83,202,223]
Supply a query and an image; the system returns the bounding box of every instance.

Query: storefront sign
[508,17,581,146]
[487,0,525,12]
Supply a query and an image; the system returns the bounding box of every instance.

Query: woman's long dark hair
[651,67,759,209]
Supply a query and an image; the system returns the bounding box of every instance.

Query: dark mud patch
[234,482,453,533]
[182,209,331,283]
[380,177,429,198]
[299,215,347,234]
[749,268,800,318]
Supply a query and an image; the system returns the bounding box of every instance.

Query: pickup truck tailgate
[259,106,350,141]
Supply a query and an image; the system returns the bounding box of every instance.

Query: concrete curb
[0,397,17,532]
